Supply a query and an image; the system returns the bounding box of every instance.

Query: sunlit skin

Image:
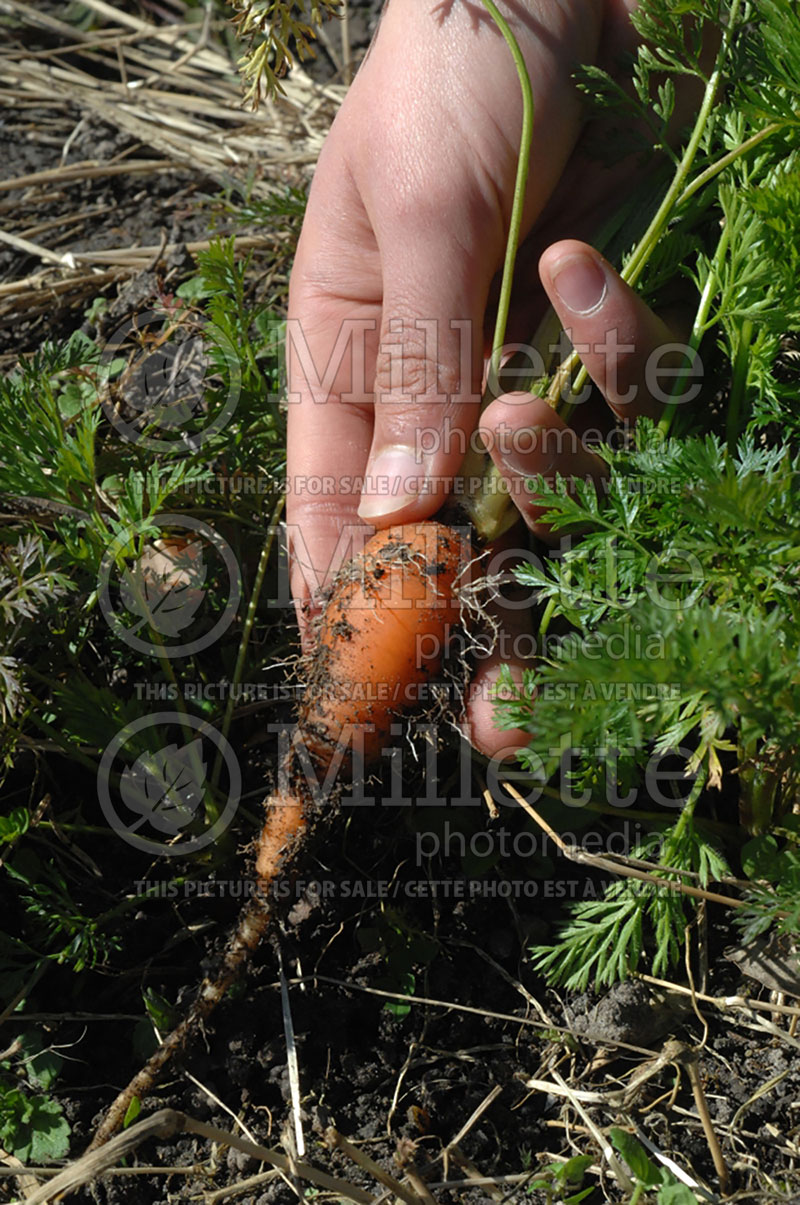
[287,0,678,758]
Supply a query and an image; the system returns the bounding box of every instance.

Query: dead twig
[503,784,746,910]
[668,1043,732,1196]
[25,1109,376,1205]
[446,938,554,1025]
[286,973,659,1055]
[324,1127,423,1205]
[636,973,800,1019]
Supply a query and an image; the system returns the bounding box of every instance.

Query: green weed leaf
[610,1128,659,1185]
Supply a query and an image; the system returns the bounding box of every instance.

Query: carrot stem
[458,0,534,543]
[479,0,534,394]
[549,0,745,425]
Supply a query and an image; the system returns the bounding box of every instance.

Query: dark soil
[9,747,800,1204]
[1,5,799,1205]
[0,105,214,357]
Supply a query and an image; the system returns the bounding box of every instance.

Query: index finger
[285,147,382,641]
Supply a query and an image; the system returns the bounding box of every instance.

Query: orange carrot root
[255,520,468,878]
[89,522,470,1151]
[254,790,308,882]
[297,520,468,770]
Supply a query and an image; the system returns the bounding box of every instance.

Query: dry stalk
[668,1043,732,1195]
[503,784,747,910]
[0,160,179,194]
[25,1109,376,1205]
[324,1127,423,1205]
[636,972,800,1019]
[396,1159,438,1205]
[202,1170,282,1204]
[447,1146,506,1203]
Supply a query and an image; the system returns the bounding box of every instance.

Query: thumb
[356,243,493,525]
[538,240,688,420]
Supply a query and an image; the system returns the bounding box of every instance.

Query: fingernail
[550,252,607,315]
[499,426,557,478]
[357,444,426,521]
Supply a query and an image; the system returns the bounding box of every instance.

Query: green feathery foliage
[501,0,800,988]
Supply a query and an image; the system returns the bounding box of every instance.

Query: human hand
[285,0,676,762]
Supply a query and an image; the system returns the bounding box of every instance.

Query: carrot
[299,522,465,761]
[88,520,469,1150]
[255,520,467,873]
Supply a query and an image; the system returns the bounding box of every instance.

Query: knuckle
[374,324,461,402]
